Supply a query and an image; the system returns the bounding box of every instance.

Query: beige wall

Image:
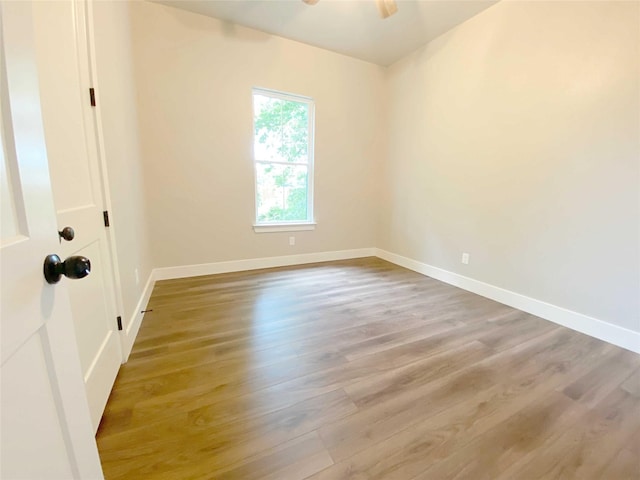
[92,1,152,325]
[382,1,639,331]
[129,1,387,268]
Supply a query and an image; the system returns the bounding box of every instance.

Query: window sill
[253,223,317,233]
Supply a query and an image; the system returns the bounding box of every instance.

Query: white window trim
[252,87,315,230]
[253,222,317,233]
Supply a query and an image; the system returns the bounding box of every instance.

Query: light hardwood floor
[96,257,640,479]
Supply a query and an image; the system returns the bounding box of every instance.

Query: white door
[0,1,104,478]
[32,0,122,432]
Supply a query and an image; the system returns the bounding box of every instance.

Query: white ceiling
[155,0,499,66]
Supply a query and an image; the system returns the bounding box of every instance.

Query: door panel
[68,241,112,371]
[32,0,122,431]
[0,0,56,361]
[1,335,74,479]
[30,0,95,214]
[0,89,23,241]
[66,238,122,427]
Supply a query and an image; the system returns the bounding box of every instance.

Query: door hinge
[116,316,123,331]
[103,210,110,227]
[89,88,96,107]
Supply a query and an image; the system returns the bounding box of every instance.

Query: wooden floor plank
[318,327,603,463]
[599,448,640,479]
[96,257,640,480]
[411,391,586,480]
[499,387,640,479]
[210,432,333,480]
[98,389,354,479]
[310,338,628,480]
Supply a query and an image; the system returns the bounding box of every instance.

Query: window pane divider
[255,159,309,167]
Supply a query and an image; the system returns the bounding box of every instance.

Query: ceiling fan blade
[302,0,320,5]
[376,0,398,18]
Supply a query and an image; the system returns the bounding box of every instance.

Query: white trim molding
[374,248,640,354]
[122,247,639,365]
[253,223,317,233]
[120,271,156,362]
[152,248,376,281]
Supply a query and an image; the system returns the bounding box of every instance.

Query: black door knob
[58,226,75,241]
[43,254,91,284]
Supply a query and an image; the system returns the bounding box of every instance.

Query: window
[252,88,315,231]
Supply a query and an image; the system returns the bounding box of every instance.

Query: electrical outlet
[461,253,470,265]
[134,268,140,285]
[289,236,295,246]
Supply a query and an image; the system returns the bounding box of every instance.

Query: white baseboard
[152,248,377,281]
[120,271,155,362]
[120,247,639,361]
[375,248,640,354]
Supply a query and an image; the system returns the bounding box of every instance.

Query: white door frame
[73,0,128,361]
